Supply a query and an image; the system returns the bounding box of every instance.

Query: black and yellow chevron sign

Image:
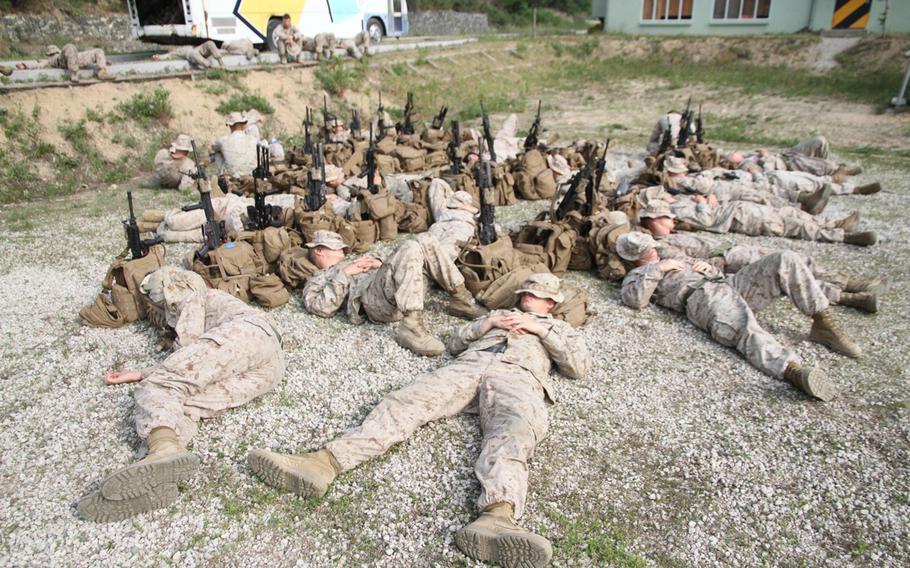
[832,0,872,30]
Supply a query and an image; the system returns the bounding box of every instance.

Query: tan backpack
[277,246,319,288]
[476,263,551,309]
[513,221,577,274]
[512,149,556,201]
[551,283,593,327]
[249,273,290,308]
[588,218,631,282]
[193,241,258,303]
[457,237,517,296]
[396,201,429,234]
[80,245,167,327]
[394,145,427,172]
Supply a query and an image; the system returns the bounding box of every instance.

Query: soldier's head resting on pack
[638,201,676,237]
[727,151,745,166]
[282,13,292,28]
[464,151,480,167]
[664,155,688,178]
[225,111,248,133]
[616,232,659,267]
[515,273,564,315]
[305,230,349,269]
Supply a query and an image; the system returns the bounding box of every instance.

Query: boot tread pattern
[100,453,200,500]
[77,483,178,523]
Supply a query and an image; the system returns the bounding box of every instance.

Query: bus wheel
[265,17,282,51]
[367,18,385,44]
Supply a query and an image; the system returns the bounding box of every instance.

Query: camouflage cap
[244,109,264,123]
[605,210,630,226]
[664,155,688,174]
[140,267,207,327]
[46,44,61,56]
[446,190,476,211]
[547,154,571,179]
[616,232,658,261]
[638,200,676,220]
[515,272,565,304]
[225,111,248,126]
[170,134,193,153]
[305,229,347,250]
[324,164,344,183]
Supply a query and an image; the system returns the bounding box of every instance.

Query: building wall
[595,0,910,35]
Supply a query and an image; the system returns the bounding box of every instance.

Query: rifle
[657,115,673,156]
[524,99,542,150]
[695,103,705,144]
[475,139,496,246]
[585,138,610,216]
[351,109,362,137]
[447,119,462,175]
[677,96,693,148]
[322,95,331,143]
[183,140,227,260]
[397,91,415,135]
[305,143,327,211]
[555,147,595,221]
[376,92,387,141]
[123,192,163,260]
[431,105,448,130]
[303,107,314,154]
[245,146,283,230]
[363,124,379,194]
[480,99,497,163]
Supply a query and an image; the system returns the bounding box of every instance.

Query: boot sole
[810,334,862,359]
[804,369,837,402]
[803,184,832,216]
[394,334,445,357]
[447,306,488,320]
[77,483,178,523]
[455,526,552,568]
[247,449,328,498]
[100,452,200,501]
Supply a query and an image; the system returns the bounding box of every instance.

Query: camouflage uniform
[221,38,257,59]
[157,41,223,69]
[313,33,337,60]
[325,308,589,517]
[669,195,845,243]
[343,30,371,59]
[427,179,477,259]
[738,136,838,177]
[134,289,285,446]
[153,149,194,190]
[275,25,305,61]
[303,232,465,324]
[646,112,682,155]
[621,254,827,379]
[762,170,854,197]
[40,44,106,75]
[668,172,794,208]
[654,232,849,304]
[212,131,259,177]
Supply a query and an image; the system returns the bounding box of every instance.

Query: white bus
[126,0,408,48]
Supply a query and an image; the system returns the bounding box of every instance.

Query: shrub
[215,93,275,115]
[117,88,173,124]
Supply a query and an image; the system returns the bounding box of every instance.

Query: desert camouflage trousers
[766,171,853,198]
[326,350,548,518]
[726,203,845,243]
[134,319,285,446]
[783,136,839,177]
[686,251,829,379]
[722,246,848,304]
[61,45,106,72]
[362,233,464,322]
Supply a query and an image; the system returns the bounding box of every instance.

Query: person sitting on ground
[76,269,285,522]
[301,230,486,356]
[153,134,196,190]
[152,41,224,69]
[617,231,861,401]
[275,13,306,63]
[248,272,589,568]
[211,111,259,177]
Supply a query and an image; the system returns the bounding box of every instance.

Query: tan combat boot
[844,231,877,247]
[396,311,445,356]
[100,427,200,501]
[96,66,106,80]
[853,182,881,195]
[247,448,341,498]
[830,166,847,184]
[838,292,879,313]
[835,210,861,231]
[783,362,837,402]
[455,502,553,568]
[845,277,881,293]
[0,65,13,76]
[69,70,80,83]
[808,309,862,358]
[843,165,863,176]
[447,285,488,319]
[797,183,832,215]
[77,481,179,523]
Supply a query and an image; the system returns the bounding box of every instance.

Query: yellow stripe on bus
[832,0,867,28]
[237,0,308,36]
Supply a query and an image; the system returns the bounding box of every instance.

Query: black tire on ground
[367,17,385,44]
[265,17,282,51]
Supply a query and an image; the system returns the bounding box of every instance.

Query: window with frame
[713,0,772,20]
[642,0,694,21]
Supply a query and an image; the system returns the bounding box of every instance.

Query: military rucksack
[276,246,319,288]
[512,149,557,201]
[193,241,258,303]
[513,220,577,274]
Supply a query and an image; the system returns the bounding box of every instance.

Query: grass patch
[215,92,275,116]
[457,94,527,121]
[116,88,173,125]
[314,59,366,96]
[59,119,91,154]
[552,509,647,566]
[702,112,799,148]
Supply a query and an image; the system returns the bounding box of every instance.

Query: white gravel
[0,148,908,567]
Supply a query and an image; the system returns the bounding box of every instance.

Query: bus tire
[265,17,282,51]
[367,17,385,44]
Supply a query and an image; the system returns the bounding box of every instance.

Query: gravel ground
[0,143,908,567]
